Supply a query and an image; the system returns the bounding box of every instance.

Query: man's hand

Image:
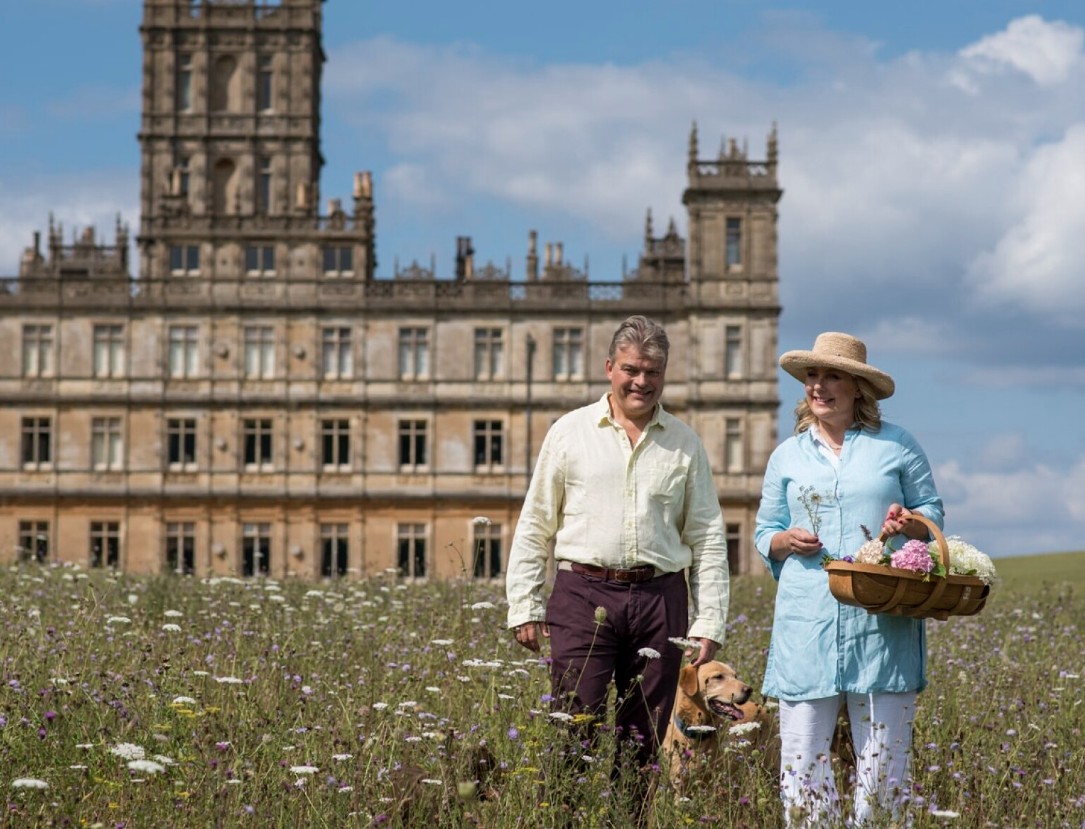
[686,637,721,667]
[513,621,550,652]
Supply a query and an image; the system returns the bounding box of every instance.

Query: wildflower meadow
[1,554,1082,828]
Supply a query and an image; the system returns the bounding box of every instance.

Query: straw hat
[779,332,895,399]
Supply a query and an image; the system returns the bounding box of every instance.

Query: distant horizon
[2,1,1083,559]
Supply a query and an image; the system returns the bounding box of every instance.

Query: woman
[754,332,943,828]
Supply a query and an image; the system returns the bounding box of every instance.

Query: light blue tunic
[754,422,944,701]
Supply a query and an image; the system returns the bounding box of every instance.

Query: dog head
[677,660,754,722]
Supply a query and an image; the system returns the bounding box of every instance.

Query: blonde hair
[793,376,883,435]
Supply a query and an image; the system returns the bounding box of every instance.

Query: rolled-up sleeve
[505,428,564,630]
[754,451,788,581]
[683,443,730,645]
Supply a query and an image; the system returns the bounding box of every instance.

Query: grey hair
[608,315,670,366]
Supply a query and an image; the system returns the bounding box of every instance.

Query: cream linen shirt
[505,394,730,645]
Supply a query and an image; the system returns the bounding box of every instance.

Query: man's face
[606,344,666,424]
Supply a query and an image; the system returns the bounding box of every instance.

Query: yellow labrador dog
[663,660,774,790]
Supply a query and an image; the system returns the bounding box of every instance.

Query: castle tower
[138,0,375,282]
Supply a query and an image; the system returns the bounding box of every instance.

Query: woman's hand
[771,528,821,560]
[882,504,927,539]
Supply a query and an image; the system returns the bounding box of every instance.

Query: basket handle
[878,511,950,572]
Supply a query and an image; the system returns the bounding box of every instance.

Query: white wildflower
[11,778,48,789]
[729,721,762,736]
[105,616,131,625]
[332,753,353,761]
[127,759,166,775]
[290,765,319,774]
[214,676,244,684]
[161,623,182,633]
[469,601,496,610]
[548,711,575,723]
[686,724,718,734]
[110,743,146,761]
[638,647,661,660]
[163,610,183,618]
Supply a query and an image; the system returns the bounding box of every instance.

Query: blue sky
[2,1,1083,559]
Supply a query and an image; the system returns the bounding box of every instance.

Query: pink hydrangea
[890,540,936,574]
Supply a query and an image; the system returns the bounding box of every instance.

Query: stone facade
[0,0,782,580]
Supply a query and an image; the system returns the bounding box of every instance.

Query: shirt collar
[594,393,667,430]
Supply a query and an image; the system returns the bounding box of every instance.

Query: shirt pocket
[643,462,688,525]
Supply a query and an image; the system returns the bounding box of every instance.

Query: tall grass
[0,559,1081,828]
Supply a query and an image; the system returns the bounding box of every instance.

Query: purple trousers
[546,568,688,770]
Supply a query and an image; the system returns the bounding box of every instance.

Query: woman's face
[804,366,860,424]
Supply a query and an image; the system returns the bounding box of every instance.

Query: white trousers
[778,692,917,828]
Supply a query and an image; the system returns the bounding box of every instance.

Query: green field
[0,555,1081,828]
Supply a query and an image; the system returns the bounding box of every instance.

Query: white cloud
[959,15,1084,86]
[964,124,1085,324]
[936,451,1085,556]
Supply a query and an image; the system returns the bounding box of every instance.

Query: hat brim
[779,351,895,400]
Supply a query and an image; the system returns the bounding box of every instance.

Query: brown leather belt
[558,560,661,583]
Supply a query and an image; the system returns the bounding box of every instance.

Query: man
[506,314,730,794]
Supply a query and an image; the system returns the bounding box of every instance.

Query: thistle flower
[593,606,607,625]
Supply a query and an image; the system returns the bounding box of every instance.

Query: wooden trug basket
[823,513,990,621]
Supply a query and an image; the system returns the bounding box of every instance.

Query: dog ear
[678,664,699,696]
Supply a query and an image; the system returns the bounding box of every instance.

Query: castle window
[90,521,120,569]
[552,327,584,380]
[257,55,274,112]
[321,523,349,577]
[473,420,504,469]
[22,324,54,378]
[91,417,123,471]
[243,326,276,378]
[396,523,427,579]
[726,217,742,267]
[725,324,743,378]
[397,419,428,469]
[256,156,272,214]
[21,417,52,468]
[167,418,198,469]
[242,523,271,576]
[322,246,353,277]
[169,245,200,276]
[321,327,353,379]
[398,327,430,380]
[473,328,504,380]
[472,522,503,579]
[177,54,193,112]
[245,244,275,276]
[242,419,274,469]
[18,521,50,563]
[165,522,195,575]
[93,324,126,378]
[725,417,743,474]
[168,325,200,378]
[320,419,351,470]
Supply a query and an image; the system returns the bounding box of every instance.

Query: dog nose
[736,686,752,704]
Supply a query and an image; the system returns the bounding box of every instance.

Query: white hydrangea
[932,537,999,585]
[855,540,886,565]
